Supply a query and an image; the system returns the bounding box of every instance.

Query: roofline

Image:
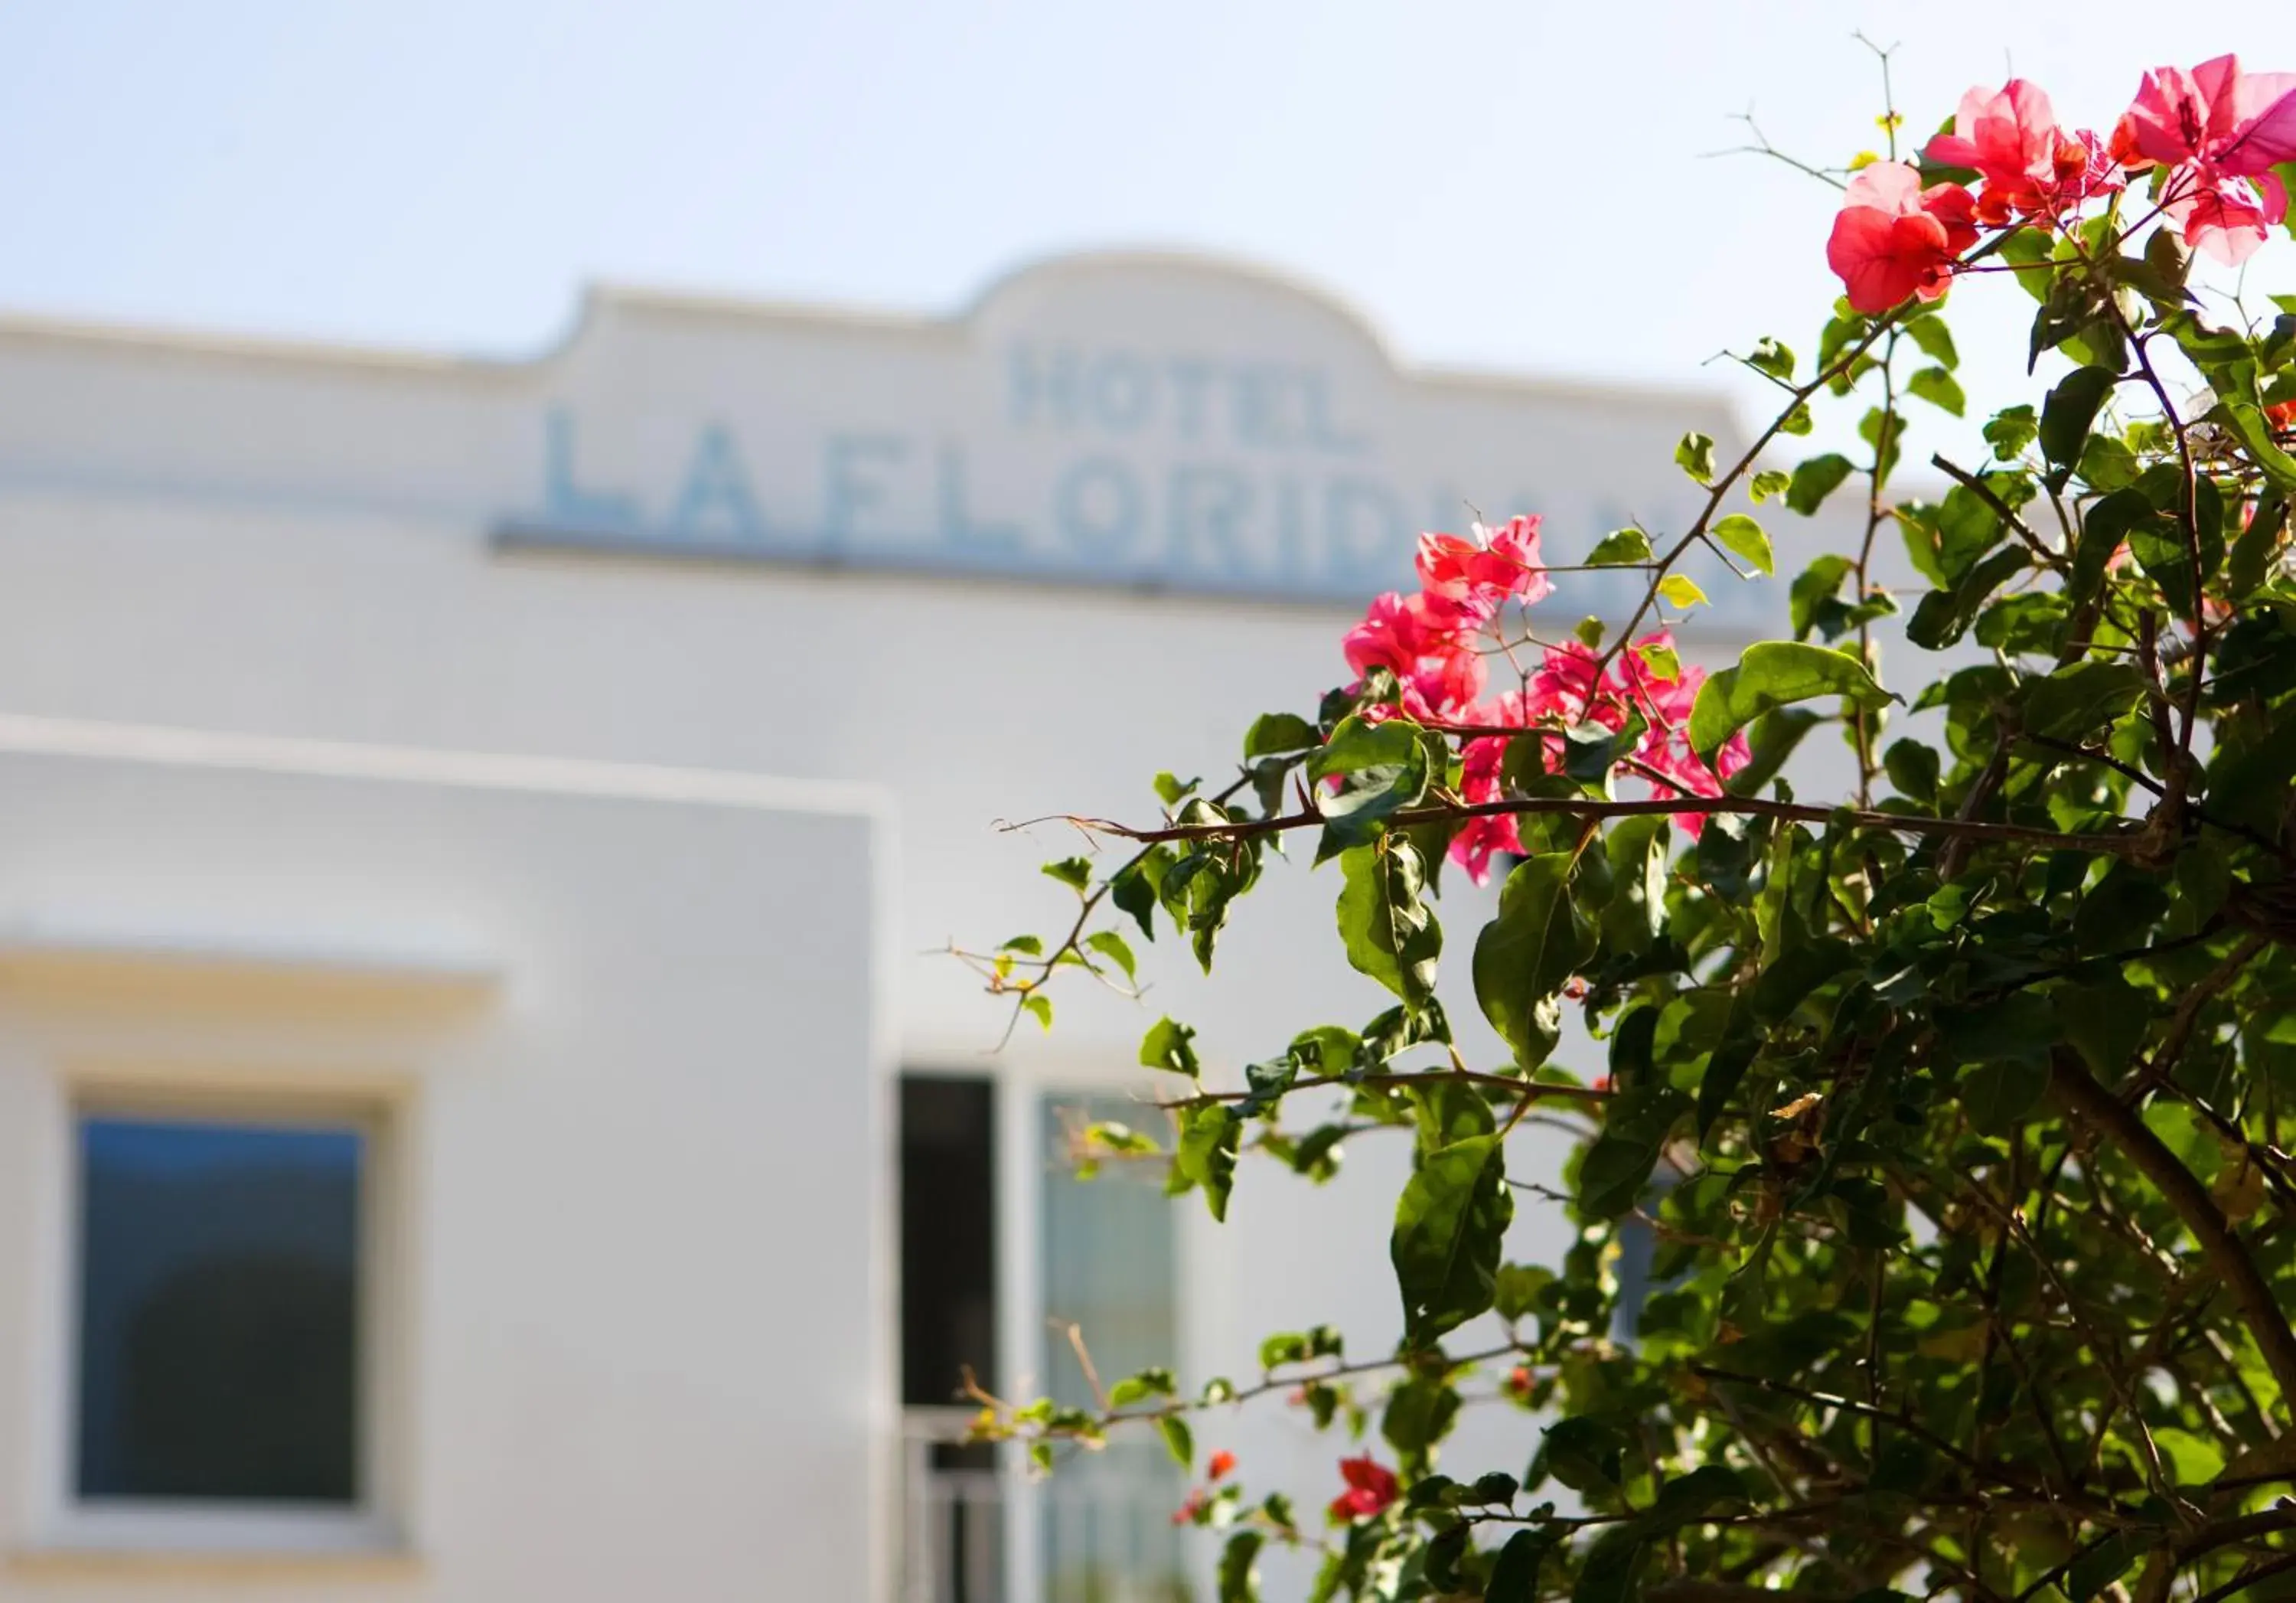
[0,249,1732,416]
[0,712,892,821]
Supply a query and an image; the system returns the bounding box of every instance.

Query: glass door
[1037,1095,1189,1603]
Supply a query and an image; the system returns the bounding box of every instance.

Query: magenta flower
[1826,162,1980,315]
[2115,55,2296,264]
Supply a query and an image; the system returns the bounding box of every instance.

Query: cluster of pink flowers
[1828,55,2296,314]
[1339,514,1749,885]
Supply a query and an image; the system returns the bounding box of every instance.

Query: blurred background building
[0,253,1792,1601]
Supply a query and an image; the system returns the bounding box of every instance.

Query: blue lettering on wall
[936,441,1022,554]
[1004,344,1369,460]
[1089,353,1153,433]
[670,425,765,543]
[1166,463,1255,581]
[1229,365,1289,450]
[1300,372,1366,456]
[1008,344,1081,429]
[1322,477,1412,588]
[823,433,908,548]
[1054,456,1145,568]
[543,410,641,534]
[1167,358,1217,442]
[1275,475,1310,582]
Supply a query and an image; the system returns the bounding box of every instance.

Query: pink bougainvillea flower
[1328,1454,1399,1522]
[2122,55,2296,175]
[1926,79,2060,181]
[1826,162,1979,315]
[1439,632,1747,883]
[1342,589,1486,721]
[2116,55,2296,264]
[1415,513,1554,615]
[1207,1450,1237,1482]
[2164,168,2288,267]
[1170,1489,1206,1526]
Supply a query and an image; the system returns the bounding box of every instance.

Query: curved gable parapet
[0,254,1789,626]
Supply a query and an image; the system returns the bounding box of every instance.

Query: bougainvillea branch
[964,46,2296,1603]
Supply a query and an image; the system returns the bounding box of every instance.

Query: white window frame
[34,1078,408,1558]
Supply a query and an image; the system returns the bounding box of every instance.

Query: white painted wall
[0,725,889,1601]
[0,255,1887,1597]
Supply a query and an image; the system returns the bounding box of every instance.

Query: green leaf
[2066,1531,2147,1603]
[1243,711,1320,759]
[1381,1374,1461,1459]
[1308,713,1431,848]
[1042,856,1093,892]
[1907,364,1965,416]
[1482,1530,1548,1603]
[1958,1059,2049,1136]
[1789,554,1854,641]
[1391,1134,1512,1343]
[1711,513,1773,576]
[1696,1034,1759,1140]
[1473,854,1596,1070]
[1175,1104,1240,1221]
[1688,642,1893,762]
[2151,1426,2226,1487]
[1983,403,2038,462]
[1159,1413,1194,1468]
[1639,1464,1749,1533]
[1108,1366,1177,1407]
[1884,739,1939,803]
[1140,1016,1202,1077]
[1021,994,1054,1032]
[2072,487,2157,605]
[1153,771,1194,807]
[2040,366,2119,485]
[1750,468,1792,504]
[1906,315,1958,368]
[1675,432,1717,485]
[1217,1530,1263,1603]
[1726,708,1822,797]
[1109,847,1171,940]
[2055,978,2153,1080]
[1747,337,1795,381]
[2211,400,2296,491]
[1656,573,1707,609]
[1939,991,2060,1064]
[2022,659,2147,741]
[1336,840,1443,1007]
[1602,815,1671,951]
[1585,527,1654,566]
[1494,1262,1555,1323]
[1580,1086,1688,1218]
[1636,640,1681,681]
[1786,453,1855,515]
[1084,929,1137,981]
[2076,433,2140,491]
[1998,226,2054,301]
[1906,545,2027,650]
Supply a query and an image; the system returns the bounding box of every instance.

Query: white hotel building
[0,254,1805,1602]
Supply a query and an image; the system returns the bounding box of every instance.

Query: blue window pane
[76,1115,363,1504]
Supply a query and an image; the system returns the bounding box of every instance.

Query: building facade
[0,254,1806,1601]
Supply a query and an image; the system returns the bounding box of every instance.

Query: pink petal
[2219,78,2296,174]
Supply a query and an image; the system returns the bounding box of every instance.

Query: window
[73,1110,367,1510]
[1039,1095,1185,1603]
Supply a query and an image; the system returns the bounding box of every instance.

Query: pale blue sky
[0,3,2288,434]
